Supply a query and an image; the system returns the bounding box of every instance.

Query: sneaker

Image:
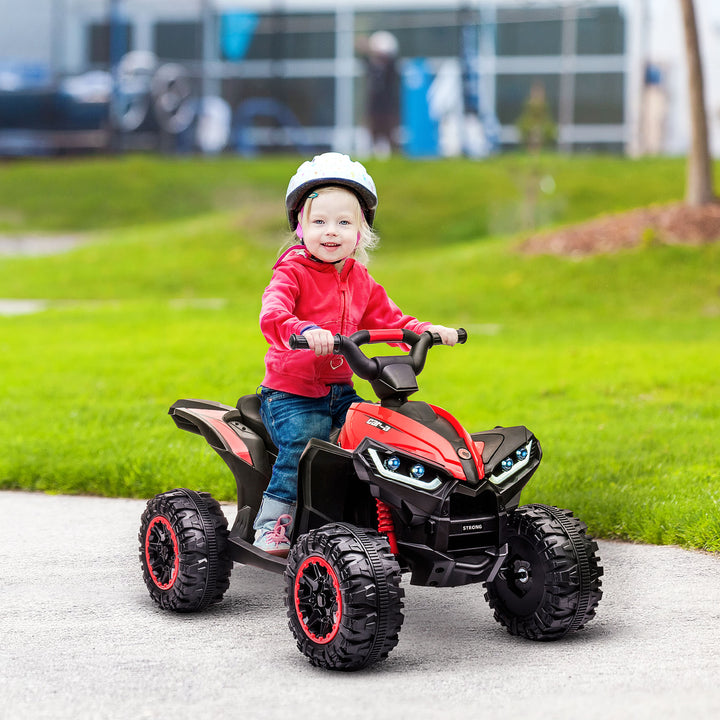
[253,514,293,557]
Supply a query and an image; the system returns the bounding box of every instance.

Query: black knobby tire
[139,488,233,612]
[484,504,603,640]
[284,523,405,671]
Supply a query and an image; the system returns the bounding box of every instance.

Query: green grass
[0,155,286,233]
[1,154,718,551]
[0,153,696,241]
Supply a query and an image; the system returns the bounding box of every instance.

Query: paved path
[1,491,718,719]
[0,234,84,256]
[0,233,87,315]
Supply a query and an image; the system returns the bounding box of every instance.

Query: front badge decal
[366,418,392,432]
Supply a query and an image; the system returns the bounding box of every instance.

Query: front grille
[447,515,498,552]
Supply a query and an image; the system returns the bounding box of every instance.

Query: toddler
[254,152,457,555]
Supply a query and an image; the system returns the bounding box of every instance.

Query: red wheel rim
[294,556,342,644]
[145,515,180,590]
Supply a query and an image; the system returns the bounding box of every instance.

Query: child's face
[301,188,360,267]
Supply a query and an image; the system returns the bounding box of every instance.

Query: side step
[226,516,287,575]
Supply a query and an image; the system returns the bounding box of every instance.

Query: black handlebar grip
[288,333,342,353]
[288,334,309,350]
[429,327,468,345]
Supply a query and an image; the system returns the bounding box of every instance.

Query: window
[573,73,624,123]
[154,22,203,62]
[576,6,625,55]
[238,14,336,61]
[496,8,563,56]
[88,22,133,65]
[492,3,626,147]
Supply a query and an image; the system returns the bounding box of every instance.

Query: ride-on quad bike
[139,329,602,671]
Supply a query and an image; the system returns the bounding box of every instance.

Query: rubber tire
[484,504,603,640]
[139,488,232,612]
[284,523,404,671]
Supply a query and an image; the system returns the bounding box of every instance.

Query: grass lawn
[0,154,718,551]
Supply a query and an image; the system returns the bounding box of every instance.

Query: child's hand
[426,325,459,346]
[302,328,336,356]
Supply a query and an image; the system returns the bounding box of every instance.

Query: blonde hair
[292,186,379,265]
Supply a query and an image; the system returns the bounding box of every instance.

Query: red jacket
[260,245,430,396]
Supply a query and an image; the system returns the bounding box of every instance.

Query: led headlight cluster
[383,455,427,480]
[369,448,442,491]
[490,440,533,486]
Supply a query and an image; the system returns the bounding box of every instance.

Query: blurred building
[0,0,718,157]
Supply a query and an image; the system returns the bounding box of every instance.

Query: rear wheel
[485,504,603,640]
[139,488,232,612]
[284,523,404,671]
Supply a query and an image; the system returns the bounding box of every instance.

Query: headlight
[367,448,442,491]
[384,456,401,472]
[489,440,533,486]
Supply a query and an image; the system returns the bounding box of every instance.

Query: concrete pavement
[1,490,718,719]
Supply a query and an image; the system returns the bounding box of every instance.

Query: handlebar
[288,328,467,382]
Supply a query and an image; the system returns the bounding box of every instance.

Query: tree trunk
[679,0,716,205]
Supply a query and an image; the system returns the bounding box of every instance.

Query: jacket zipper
[335,269,349,371]
[338,265,349,335]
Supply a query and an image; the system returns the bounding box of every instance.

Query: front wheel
[284,523,404,671]
[484,504,603,640]
[139,488,232,612]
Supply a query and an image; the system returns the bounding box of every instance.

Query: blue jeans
[258,384,364,507]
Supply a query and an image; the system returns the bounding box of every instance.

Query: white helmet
[285,152,378,229]
[369,31,399,58]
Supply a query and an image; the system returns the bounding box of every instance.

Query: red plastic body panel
[429,404,485,480]
[338,402,484,481]
[179,407,253,466]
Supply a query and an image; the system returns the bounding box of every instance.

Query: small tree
[516,81,557,153]
[679,0,716,205]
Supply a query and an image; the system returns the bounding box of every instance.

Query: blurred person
[640,62,669,155]
[253,152,457,555]
[357,31,401,157]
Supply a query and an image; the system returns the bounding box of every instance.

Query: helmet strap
[295,207,305,239]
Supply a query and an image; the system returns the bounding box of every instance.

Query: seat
[236,394,277,452]
[236,393,341,449]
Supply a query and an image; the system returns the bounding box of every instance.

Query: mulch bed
[519,201,720,257]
